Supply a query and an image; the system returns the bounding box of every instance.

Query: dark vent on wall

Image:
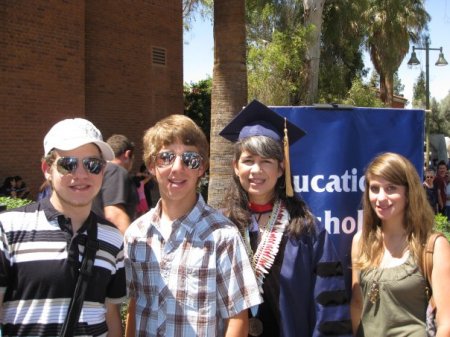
[152,47,166,66]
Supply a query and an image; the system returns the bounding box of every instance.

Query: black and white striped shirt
[0,198,126,336]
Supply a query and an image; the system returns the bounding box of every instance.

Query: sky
[183,1,450,106]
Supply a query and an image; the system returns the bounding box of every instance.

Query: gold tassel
[284,118,294,197]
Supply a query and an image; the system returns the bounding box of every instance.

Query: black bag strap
[59,214,99,337]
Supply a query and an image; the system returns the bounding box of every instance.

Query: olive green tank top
[356,254,428,337]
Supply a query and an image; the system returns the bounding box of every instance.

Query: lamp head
[407,50,420,66]
[435,49,448,66]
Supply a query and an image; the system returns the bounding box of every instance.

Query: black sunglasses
[154,151,203,169]
[56,157,106,175]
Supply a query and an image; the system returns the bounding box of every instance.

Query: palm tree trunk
[379,72,394,107]
[208,0,247,208]
[384,72,394,107]
[379,73,387,102]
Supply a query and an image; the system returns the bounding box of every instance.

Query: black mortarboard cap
[219,99,306,143]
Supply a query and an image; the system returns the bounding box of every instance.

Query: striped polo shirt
[0,198,126,337]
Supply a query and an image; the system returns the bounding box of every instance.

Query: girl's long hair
[222,135,315,238]
[354,152,435,270]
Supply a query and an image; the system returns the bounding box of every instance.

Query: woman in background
[423,168,438,213]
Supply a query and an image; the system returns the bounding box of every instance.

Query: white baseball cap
[43,118,114,161]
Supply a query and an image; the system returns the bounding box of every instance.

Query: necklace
[245,200,288,337]
[368,239,410,304]
[249,202,273,224]
[368,272,381,304]
[244,199,289,293]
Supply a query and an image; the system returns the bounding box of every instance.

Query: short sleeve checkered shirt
[124,195,262,337]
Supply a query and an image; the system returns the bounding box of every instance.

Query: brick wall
[85,0,183,166]
[0,1,183,199]
[0,1,86,198]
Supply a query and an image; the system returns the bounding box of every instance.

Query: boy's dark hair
[437,160,448,169]
[107,134,135,158]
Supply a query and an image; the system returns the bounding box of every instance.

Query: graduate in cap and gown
[220,100,352,337]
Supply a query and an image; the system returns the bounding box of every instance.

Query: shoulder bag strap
[59,214,99,337]
[422,232,445,310]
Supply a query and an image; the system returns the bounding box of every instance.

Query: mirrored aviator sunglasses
[56,157,106,175]
[155,151,203,169]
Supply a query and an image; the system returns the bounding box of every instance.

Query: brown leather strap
[422,232,445,310]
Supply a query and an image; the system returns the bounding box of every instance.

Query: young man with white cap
[0,118,126,337]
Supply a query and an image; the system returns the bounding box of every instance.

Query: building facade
[0,1,183,198]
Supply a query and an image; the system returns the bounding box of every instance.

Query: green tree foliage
[412,72,450,136]
[246,1,278,43]
[247,27,310,105]
[183,0,213,30]
[184,78,212,141]
[434,213,450,241]
[429,98,450,136]
[437,92,450,136]
[247,1,368,105]
[393,72,405,96]
[368,70,380,88]
[319,1,367,103]
[343,77,385,107]
[246,1,309,104]
[412,71,426,109]
[183,78,212,201]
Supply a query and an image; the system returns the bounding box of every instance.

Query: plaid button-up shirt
[124,195,262,337]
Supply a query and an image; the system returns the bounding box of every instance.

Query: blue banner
[273,106,425,292]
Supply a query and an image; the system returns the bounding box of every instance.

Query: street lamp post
[407,36,448,168]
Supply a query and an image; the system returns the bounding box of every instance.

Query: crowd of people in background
[423,159,450,218]
[0,175,30,199]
